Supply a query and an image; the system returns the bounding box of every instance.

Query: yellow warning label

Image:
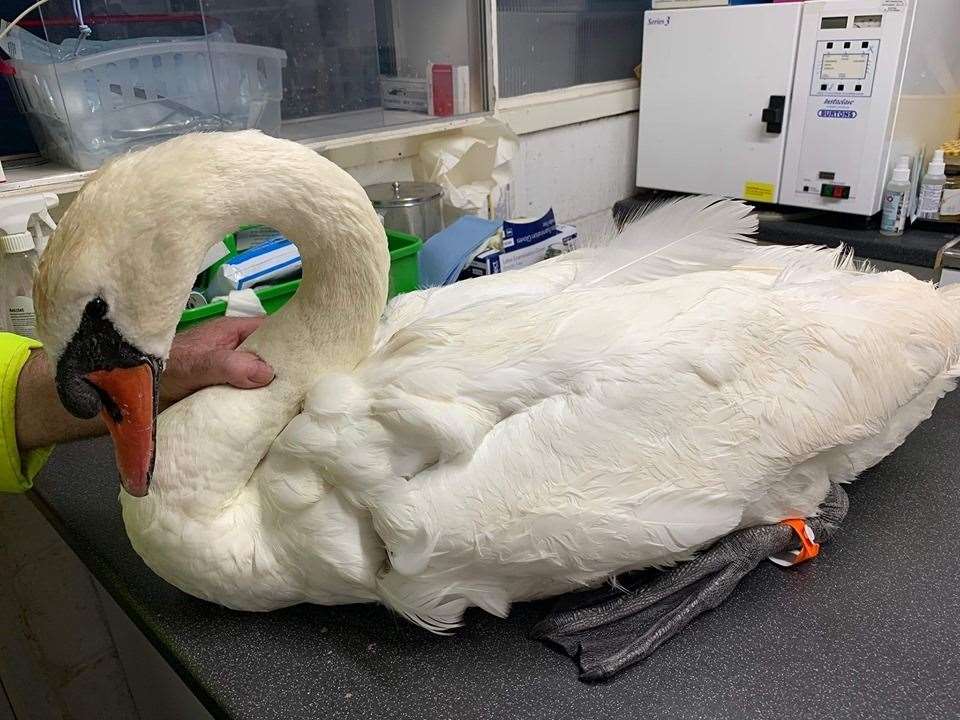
[743,181,776,203]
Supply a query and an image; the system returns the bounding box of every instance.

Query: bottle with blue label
[880,156,912,236]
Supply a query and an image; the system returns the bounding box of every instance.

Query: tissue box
[459,210,577,280]
[380,76,429,113]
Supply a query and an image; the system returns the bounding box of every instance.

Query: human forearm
[15,350,102,451]
[14,317,274,452]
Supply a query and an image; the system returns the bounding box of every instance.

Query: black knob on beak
[55,297,156,418]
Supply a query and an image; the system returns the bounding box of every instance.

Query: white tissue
[414,118,518,222]
[225,289,267,318]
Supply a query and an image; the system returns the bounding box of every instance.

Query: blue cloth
[418,216,502,287]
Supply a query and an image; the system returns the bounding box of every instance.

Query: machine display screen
[820,16,848,30]
[821,53,869,80]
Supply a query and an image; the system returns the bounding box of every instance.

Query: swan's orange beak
[85,363,157,497]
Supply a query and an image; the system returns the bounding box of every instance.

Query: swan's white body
[38,133,960,631]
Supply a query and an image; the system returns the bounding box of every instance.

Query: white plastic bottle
[1,231,40,338]
[880,156,912,236]
[917,149,947,220]
[0,193,58,337]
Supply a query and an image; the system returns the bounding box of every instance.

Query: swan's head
[35,136,224,497]
[35,130,389,498]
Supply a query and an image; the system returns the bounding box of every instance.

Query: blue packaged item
[207,236,301,297]
[419,215,503,287]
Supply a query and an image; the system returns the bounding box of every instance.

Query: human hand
[14,317,274,451]
[158,317,275,408]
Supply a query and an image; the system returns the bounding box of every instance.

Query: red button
[833,185,847,198]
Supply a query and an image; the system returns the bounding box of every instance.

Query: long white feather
[568,195,878,294]
[570,195,760,289]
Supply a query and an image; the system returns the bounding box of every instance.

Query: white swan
[36,131,960,637]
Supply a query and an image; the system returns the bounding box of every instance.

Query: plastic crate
[4,34,285,170]
[177,229,422,332]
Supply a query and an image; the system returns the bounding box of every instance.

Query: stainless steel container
[364,181,444,241]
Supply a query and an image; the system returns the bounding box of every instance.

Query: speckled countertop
[32,390,960,720]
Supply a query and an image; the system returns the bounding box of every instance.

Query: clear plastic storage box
[1,20,286,170]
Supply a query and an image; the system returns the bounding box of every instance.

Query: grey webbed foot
[532,484,849,681]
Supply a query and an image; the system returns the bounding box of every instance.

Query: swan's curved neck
[187,153,390,390]
[146,141,390,508]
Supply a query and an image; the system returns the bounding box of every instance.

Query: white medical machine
[635,0,960,216]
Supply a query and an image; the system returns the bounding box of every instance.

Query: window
[1,0,487,166]
[197,0,487,140]
[497,0,651,97]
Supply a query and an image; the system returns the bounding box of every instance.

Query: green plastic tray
[178,229,422,332]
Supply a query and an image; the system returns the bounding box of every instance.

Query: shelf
[279,107,444,143]
[281,110,488,156]
[0,158,93,198]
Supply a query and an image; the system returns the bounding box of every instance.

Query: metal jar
[364,181,444,241]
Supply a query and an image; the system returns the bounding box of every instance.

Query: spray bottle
[917,149,947,221]
[0,193,59,337]
[880,156,912,236]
